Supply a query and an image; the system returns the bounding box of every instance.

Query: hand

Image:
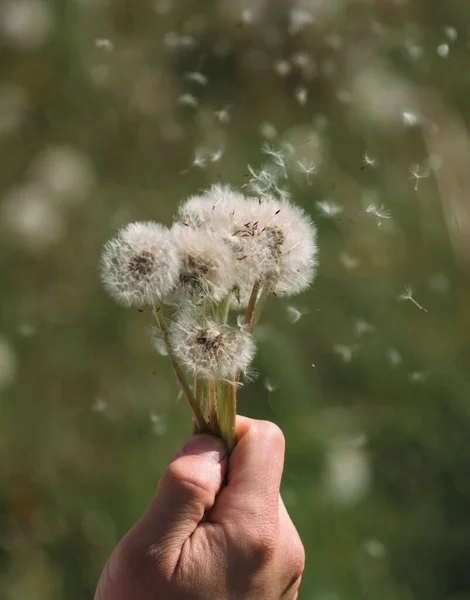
[95,417,305,599]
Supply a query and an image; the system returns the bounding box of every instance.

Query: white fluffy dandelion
[169,311,255,379]
[101,221,180,307]
[171,224,235,303]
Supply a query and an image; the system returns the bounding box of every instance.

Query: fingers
[210,416,285,529]
[123,434,227,574]
[278,496,305,598]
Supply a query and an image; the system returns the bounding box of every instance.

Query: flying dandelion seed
[95,38,113,51]
[364,203,391,225]
[150,413,166,435]
[178,93,198,108]
[297,159,317,184]
[274,60,292,77]
[286,306,302,324]
[215,105,231,123]
[361,152,377,169]
[339,253,360,270]
[92,397,107,413]
[333,344,354,363]
[444,26,458,41]
[364,538,387,559]
[409,163,431,191]
[402,110,421,126]
[185,71,208,85]
[317,200,343,218]
[437,43,449,57]
[399,286,428,313]
[295,87,308,106]
[264,377,279,393]
[387,347,403,367]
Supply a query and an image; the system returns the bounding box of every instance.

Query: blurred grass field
[1,1,470,598]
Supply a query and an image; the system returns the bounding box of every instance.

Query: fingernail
[182,435,227,464]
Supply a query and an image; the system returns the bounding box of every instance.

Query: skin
[95,417,305,599]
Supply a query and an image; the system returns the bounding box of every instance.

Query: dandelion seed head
[101,222,180,307]
[169,311,255,379]
[171,224,235,304]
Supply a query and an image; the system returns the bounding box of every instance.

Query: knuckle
[240,520,279,566]
[163,459,213,503]
[257,420,285,450]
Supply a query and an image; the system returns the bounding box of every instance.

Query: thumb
[128,434,227,563]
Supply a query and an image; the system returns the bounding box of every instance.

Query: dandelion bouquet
[101,185,317,451]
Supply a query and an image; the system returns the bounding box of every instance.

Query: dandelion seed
[409,163,431,191]
[274,60,292,77]
[152,336,168,356]
[364,203,391,225]
[437,43,449,57]
[185,71,208,85]
[210,147,224,163]
[289,8,313,34]
[92,397,107,413]
[95,38,113,51]
[192,147,210,169]
[264,377,278,392]
[286,306,302,324]
[215,105,231,123]
[398,286,428,312]
[409,371,428,383]
[339,253,360,270]
[444,26,457,41]
[101,222,181,307]
[354,319,375,336]
[317,200,343,218]
[295,86,308,106]
[387,347,402,367]
[402,110,421,126]
[325,444,371,505]
[169,311,255,379]
[150,412,166,435]
[364,538,387,559]
[259,121,278,140]
[178,93,198,107]
[361,152,376,169]
[297,159,316,184]
[333,344,354,363]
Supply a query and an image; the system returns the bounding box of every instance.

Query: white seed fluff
[171,224,235,303]
[101,221,180,307]
[169,311,255,379]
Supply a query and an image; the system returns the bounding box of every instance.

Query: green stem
[218,379,237,453]
[217,293,232,324]
[153,306,206,432]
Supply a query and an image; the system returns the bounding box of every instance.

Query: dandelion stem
[217,380,237,453]
[206,379,220,432]
[245,280,261,329]
[217,294,232,324]
[153,306,206,432]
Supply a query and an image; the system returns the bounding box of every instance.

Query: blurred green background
[1,0,470,598]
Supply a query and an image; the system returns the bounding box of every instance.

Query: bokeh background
[1,0,470,598]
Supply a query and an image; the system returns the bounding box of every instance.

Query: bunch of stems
[154,280,267,452]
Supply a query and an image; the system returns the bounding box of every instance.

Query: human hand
[95,417,305,599]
